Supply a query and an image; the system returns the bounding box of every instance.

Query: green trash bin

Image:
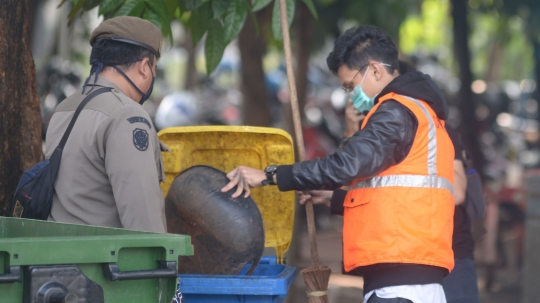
[0,217,193,303]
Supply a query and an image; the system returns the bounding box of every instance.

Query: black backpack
[11,87,112,220]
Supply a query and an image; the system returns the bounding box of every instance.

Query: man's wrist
[262,165,278,186]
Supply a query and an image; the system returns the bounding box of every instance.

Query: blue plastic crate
[179,256,298,303]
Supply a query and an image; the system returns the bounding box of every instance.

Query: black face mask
[111,61,155,105]
[82,59,155,105]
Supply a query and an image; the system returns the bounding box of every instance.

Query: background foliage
[61,0,317,73]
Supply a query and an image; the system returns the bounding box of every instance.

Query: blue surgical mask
[350,66,376,113]
[349,63,392,113]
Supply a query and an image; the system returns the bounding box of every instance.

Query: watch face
[265,165,277,173]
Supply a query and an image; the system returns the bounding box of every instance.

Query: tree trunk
[0,0,43,216]
[183,31,198,91]
[238,10,272,127]
[283,1,314,156]
[484,38,504,82]
[451,0,485,173]
[533,38,540,117]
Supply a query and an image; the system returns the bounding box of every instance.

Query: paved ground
[283,214,522,303]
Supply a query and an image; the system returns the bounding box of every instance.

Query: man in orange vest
[222,25,455,303]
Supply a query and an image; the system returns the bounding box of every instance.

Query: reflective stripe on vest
[353,96,454,195]
[403,96,437,175]
[352,174,454,196]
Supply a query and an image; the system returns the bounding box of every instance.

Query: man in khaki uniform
[45,16,167,233]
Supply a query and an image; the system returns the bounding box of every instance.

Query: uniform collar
[83,76,123,93]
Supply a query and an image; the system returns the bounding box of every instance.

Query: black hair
[82,39,156,94]
[89,39,155,71]
[326,25,399,75]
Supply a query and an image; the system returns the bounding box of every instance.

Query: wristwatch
[261,165,278,186]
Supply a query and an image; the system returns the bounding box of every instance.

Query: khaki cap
[90,16,162,57]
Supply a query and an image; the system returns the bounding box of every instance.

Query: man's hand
[221,166,266,198]
[298,190,333,207]
[344,98,365,138]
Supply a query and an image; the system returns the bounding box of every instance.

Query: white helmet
[155,92,198,130]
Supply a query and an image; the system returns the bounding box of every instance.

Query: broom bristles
[301,266,332,303]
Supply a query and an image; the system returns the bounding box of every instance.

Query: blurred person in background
[442,126,480,303]
[221,25,455,303]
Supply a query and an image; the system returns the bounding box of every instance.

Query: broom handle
[279,0,320,269]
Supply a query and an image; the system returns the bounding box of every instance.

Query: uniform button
[351,198,354,203]
[113,89,119,93]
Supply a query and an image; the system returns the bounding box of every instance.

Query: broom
[278,0,332,302]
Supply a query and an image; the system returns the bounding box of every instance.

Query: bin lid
[0,217,193,266]
[158,126,295,263]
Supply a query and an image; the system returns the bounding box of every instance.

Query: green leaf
[146,0,174,45]
[165,0,180,18]
[145,0,170,23]
[143,8,163,30]
[252,0,272,12]
[300,0,317,19]
[223,0,248,43]
[205,19,226,74]
[189,2,211,45]
[115,0,145,17]
[212,0,230,18]
[177,0,187,12]
[98,0,125,16]
[271,0,295,41]
[67,0,86,24]
[84,0,101,11]
[185,0,203,10]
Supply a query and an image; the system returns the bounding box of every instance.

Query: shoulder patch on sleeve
[133,128,149,151]
[127,116,152,129]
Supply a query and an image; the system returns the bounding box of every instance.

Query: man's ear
[373,63,384,81]
[138,57,151,79]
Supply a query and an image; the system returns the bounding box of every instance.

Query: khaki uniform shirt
[45,77,167,233]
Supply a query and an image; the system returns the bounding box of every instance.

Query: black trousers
[367,294,413,303]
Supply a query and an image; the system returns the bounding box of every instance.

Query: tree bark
[183,31,198,91]
[451,0,485,173]
[238,9,272,127]
[0,0,42,216]
[484,38,504,82]
[533,38,540,118]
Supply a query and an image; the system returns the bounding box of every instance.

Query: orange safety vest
[343,92,455,273]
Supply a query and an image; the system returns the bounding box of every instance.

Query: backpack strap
[57,87,113,150]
